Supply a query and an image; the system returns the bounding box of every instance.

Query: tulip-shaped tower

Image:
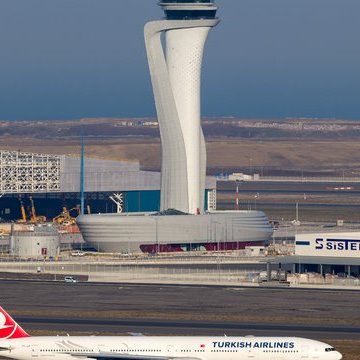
[145,1,219,214]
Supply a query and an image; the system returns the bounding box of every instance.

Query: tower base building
[77,210,272,254]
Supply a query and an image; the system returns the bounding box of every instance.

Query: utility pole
[80,133,85,215]
[235,181,239,210]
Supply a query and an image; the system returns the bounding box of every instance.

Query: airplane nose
[334,351,342,360]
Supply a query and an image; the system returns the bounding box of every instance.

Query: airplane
[0,306,342,360]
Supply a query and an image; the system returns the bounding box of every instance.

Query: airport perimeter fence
[0,259,263,285]
[0,260,359,287]
[0,251,266,264]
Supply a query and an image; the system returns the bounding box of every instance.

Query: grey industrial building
[0,149,216,221]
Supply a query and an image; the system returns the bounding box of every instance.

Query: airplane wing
[70,353,201,360]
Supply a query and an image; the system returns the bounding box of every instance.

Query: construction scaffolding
[0,150,60,194]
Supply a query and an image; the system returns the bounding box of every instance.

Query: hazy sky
[0,0,360,120]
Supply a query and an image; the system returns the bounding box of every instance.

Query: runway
[1,280,359,340]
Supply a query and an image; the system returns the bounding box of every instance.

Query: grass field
[3,136,360,175]
[2,117,360,175]
[327,340,360,360]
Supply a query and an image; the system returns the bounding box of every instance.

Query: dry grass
[0,137,161,170]
[2,116,360,173]
[329,340,360,360]
[206,139,360,170]
[3,136,360,173]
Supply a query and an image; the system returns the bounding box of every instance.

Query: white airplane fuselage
[0,336,342,360]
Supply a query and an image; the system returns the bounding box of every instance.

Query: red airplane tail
[0,306,30,339]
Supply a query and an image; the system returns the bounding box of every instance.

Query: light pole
[211,219,221,279]
[154,217,159,254]
[235,180,239,210]
[212,220,221,252]
[254,193,259,210]
[188,227,192,253]
[214,221,218,251]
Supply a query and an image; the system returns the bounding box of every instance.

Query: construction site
[0,148,219,256]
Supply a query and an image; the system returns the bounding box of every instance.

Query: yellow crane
[17,198,27,223]
[29,196,36,223]
[53,206,79,225]
[29,196,46,224]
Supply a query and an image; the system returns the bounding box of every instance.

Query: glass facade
[160,1,213,3]
[164,9,216,20]
[159,0,217,20]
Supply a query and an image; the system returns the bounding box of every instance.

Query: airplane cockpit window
[325,348,336,352]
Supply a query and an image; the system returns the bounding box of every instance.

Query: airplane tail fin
[0,306,30,339]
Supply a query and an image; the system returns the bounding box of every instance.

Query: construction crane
[29,196,36,223]
[53,206,80,225]
[17,198,27,223]
[29,196,46,224]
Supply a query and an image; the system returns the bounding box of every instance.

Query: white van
[64,276,78,283]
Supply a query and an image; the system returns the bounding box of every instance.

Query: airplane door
[120,343,129,353]
[247,349,255,358]
[167,345,175,356]
[31,345,39,358]
[97,345,107,353]
[311,347,320,359]
[301,345,309,358]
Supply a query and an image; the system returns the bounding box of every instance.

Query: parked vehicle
[64,276,78,283]
[71,250,85,257]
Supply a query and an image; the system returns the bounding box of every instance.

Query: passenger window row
[40,347,205,354]
[263,350,299,353]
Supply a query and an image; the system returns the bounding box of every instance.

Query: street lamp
[235,180,242,210]
[235,181,239,210]
[254,192,259,210]
[154,217,159,254]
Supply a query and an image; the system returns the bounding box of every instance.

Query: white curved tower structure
[145,1,219,214]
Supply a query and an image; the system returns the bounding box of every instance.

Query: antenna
[80,131,85,215]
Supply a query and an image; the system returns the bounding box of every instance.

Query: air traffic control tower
[145,1,219,215]
[77,2,272,254]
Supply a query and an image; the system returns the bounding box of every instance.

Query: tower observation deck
[159,1,218,20]
[145,1,219,214]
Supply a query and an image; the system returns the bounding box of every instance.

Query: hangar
[276,232,360,276]
[0,150,216,221]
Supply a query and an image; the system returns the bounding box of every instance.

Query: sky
[0,0,360,121]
